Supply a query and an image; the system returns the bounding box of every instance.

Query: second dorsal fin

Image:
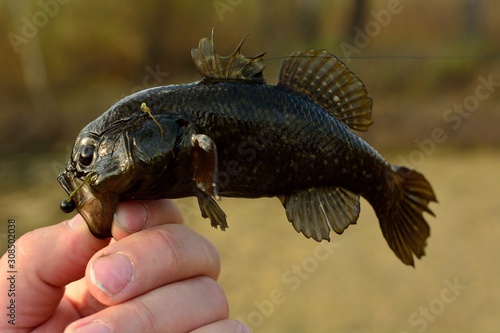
[191,29,267,84]
[277,50,373,132]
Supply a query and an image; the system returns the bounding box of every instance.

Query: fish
[58,31,437,266]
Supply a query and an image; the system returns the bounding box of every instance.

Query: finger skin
[86,224,221,305]
[65,276,229,333]
[0,199,226,332]
[190,319,252,333]
[112,199,184,240]
[0,215,109,330]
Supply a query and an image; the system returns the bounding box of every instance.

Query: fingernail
[72,320,112,333]
[91,253,134,296]
[114,201,148,233]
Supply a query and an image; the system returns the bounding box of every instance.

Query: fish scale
[182,85,356,185]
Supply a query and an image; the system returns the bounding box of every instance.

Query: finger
[0,215,109,330]
[190,320,252,333]
[64,278,108,317]
[87,224,220,305]
[65,276,228,333]
[112,199,183,240]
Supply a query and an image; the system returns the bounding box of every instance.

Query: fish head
[58,94,183,238]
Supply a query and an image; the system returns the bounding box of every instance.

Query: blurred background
[0,0,499,332]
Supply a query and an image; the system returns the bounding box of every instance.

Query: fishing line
[203,53,499,77]
[64,170,97,202]
[263,53,500,62]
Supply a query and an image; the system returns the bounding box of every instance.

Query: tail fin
[379,166,437,266]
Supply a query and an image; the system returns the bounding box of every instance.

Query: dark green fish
[58,31,437,266]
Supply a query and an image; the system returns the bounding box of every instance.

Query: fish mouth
[57,171,118,239]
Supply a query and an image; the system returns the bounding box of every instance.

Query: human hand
[0,199,249,332]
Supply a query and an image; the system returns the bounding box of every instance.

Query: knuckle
[147,226,185,269]
[129,299,161,332]
[197,276,229,318]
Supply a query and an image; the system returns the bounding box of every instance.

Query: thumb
[0,215,108,330]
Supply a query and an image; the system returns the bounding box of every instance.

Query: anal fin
[280,187,360,241]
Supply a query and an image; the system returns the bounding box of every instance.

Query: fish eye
[78,144,95,167]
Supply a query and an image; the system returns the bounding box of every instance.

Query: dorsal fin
[278,50,373,132]
[191,29,267,84]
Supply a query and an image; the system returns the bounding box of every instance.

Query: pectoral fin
[191,133,219,199]
[280,187,360,241]
[194,188,228,230]
[191,134,227,230]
